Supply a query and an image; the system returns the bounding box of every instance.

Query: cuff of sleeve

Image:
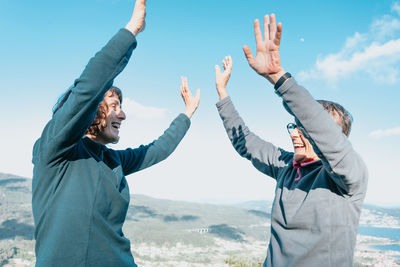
[215,96,232,110]
[117,28,138,50]
[274,77,296,97]
[274,77,297,116]
[178,113,191,128]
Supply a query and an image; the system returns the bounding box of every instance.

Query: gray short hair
[317,100,353,137]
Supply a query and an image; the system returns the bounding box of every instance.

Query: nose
[117,109,126,120]
[290,128,300,138]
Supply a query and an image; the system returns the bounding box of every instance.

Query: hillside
[0,173,399,266]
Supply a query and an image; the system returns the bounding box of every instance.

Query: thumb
[195,89,201,100]
[215,65,221,74]
[242,45,254,63]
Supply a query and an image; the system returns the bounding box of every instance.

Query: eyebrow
[109,100,120,105]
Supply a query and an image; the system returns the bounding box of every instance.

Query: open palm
[180,76,200,119]
[243,14,282,79]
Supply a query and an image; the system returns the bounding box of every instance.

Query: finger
[228,56,233,70]
[215,64,221,75]
[242,45,254,63]
[181,76,188,96]
[254,19,263,45]
[183,76,187,89]
[195,89,200,100]
[180,81,184,96]
[136,0,146,5]
[223,59,227,71]
[184,77,188,91]
[274,22,282,46]
[264,14,270,41]
[134,0,146,14]
[180,76,184,91]
[225,56,229,69]
[269,14,276,41]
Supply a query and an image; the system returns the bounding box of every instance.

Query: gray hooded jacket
[216,77,368,267]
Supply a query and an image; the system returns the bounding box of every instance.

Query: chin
[106,135,118,144]
[294,154,307,163]
[103,134,119,145]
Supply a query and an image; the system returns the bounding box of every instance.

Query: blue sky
[1,0,399,205]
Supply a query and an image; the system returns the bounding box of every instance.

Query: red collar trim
[293,159,318,169]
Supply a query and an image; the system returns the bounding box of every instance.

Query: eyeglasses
[287,123,306,135]
[286,123,298,134]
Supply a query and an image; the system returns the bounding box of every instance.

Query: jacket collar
[293,158,320,169]
[82,136,107,157]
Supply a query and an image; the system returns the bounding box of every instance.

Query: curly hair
[53,86,123,137]
[86,87,123,136]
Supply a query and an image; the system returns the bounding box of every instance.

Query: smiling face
[287,123,319,163]
[87,90,126,145]
[286,100,352,164]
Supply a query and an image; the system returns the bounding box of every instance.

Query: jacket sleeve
[116,113,191,175]
[37,29,137,163]
[216,96,293,180]
[276,78,368,196]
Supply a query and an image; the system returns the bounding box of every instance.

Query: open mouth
[111,122,120,129]
[294,144,305,148]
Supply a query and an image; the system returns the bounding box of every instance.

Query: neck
[85,134,107,145]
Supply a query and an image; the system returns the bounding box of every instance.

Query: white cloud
[123,97,168,120]
[392,2,400,16]
[369,126,400,138]
[314,39,400,83]
[299,2,400,85]
[343,32,367,51]
[300,38,304,42]
[372,15,400,39]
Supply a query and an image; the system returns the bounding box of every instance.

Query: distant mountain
[0,172,399,266]
[231,199,273,212]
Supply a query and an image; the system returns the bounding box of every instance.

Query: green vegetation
[224,255,263,267]
[209,224,245,242]
[1,172,400,266]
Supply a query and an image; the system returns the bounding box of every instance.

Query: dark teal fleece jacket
[32,29,190,266]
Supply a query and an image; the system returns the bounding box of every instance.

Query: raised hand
[242,14,285,84]
[215,56,233,100]
[125,0,147,36]
[180,76,200,119]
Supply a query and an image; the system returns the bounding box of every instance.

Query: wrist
[184,109,193,119]
[125,22,138,36]
[217,89,228,100]
[265,69,286,85]
[273,71,292,90]
[125,20,144,36]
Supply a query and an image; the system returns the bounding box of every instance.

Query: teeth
[111,122,120,129]
[294,144,304,148]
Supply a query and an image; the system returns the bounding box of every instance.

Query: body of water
[358,226,400,252]
[372,244,400,252]
[358,226,400,241]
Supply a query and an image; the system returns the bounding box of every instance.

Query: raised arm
[242,14,285,85]
[180,76,200,119]
[125,0,147,36]
[215,56,292,179]
[215,56,232,100]
[119,77,199,175]
[244,13,367,194]
[39,0,147,161]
